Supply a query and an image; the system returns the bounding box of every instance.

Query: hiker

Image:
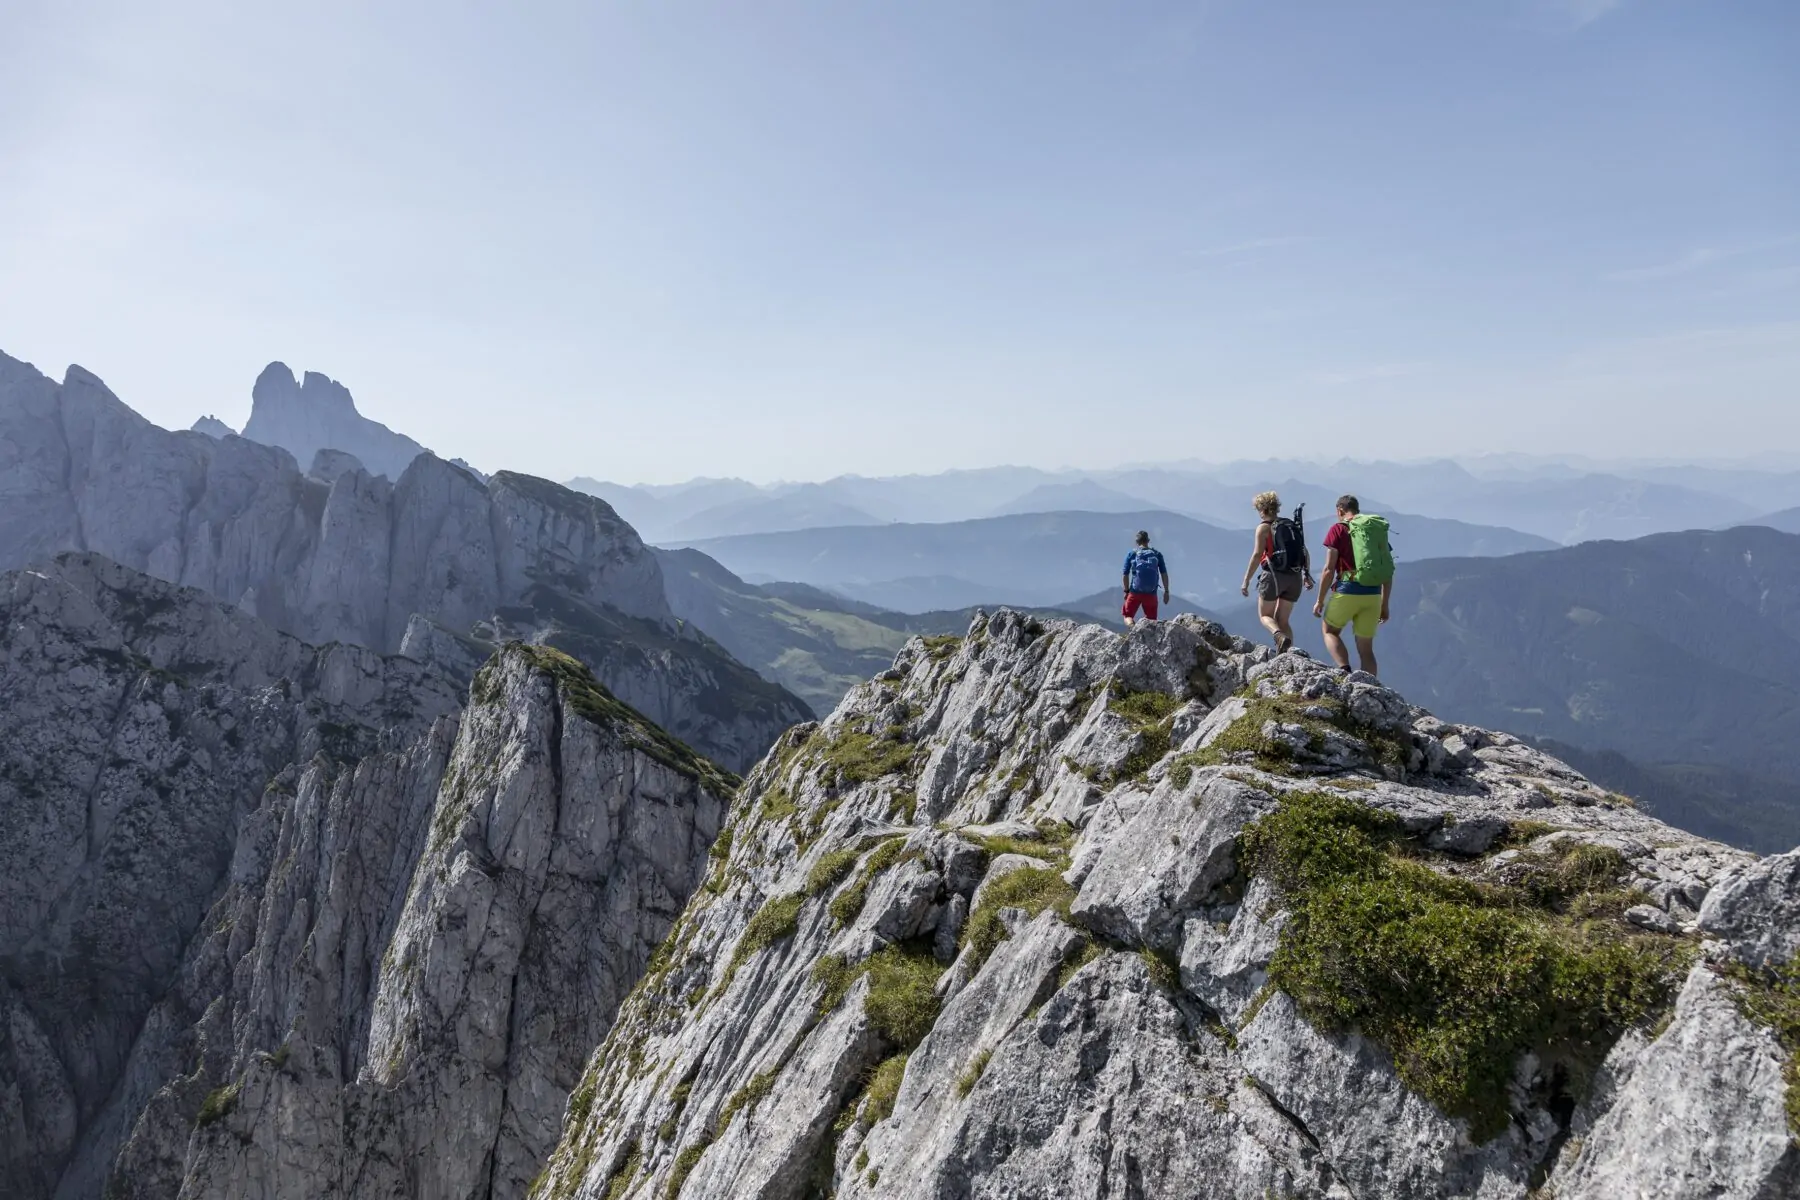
[1121,530,1169,627]
[1312,495,1394,676]
[1239,492,1313,652]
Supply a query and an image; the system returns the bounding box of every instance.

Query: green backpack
[1347,514,1395,586]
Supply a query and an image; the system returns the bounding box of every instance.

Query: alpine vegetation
[532,610,1799,1200]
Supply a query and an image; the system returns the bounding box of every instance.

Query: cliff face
[0,352,806,771]
[531,610,1799,1200]
[0,557,733,1200]
[239,362,429,481]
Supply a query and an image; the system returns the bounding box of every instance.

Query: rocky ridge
[0,556,734,1199]
[531,610,1799,1200]
[0,351,806,770]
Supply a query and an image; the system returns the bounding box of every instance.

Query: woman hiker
[1240,491,1312,652]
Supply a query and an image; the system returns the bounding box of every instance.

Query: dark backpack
[1267,505,1306,573]
[1127,548,1164,593]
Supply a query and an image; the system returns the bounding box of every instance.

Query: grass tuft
[829,837,916,928]
[718,1068,778,1131]
[955,1049,993,1098]
[863,944,945,1046]
[1108,687,1182,781]
[195,1082,240,1128]
[961,866,1077,974]
[818,727,917,787]
[862,1054,909,1128]
[721,894,805,991]
[1183,695,1413,778]
[805,846,865,897]
[665,1141,708,1199]
[599,1140,642,1200]
[516,644,741,797]
[1722,956,1800,1135]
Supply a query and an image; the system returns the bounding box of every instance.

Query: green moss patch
[1108,688,1182,727]
[962,866,1077,973]
[665,1141,707,1199]
[517,644,741,797]
[1108,687,1182,781]
[829,837,916,928]
[922,634,962,661]
[862,1054,909,1129]
[718,1067,778,1132]
[817,727,918,788]
[966,819,1075,868]
[864,944,945,1046]
[599,1140,642,1200]
[1722,957,1800,1135]
[721,894,805,991]
[1242,791,1693,1142]
[805,846,865,897]
[195,1081,240,1128]
[812,943,946,1047]
[657,1082,692,1141]
[1178,694,1412,780]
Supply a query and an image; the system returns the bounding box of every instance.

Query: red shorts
[1122,591,1159,621]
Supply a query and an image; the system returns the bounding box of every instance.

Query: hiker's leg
[1321,622,1351,669]
[1355,636,1378,677]
[1257,598,1281,638]
[1274,599,1295,642]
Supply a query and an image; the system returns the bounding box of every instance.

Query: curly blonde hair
[1253,491,1281,520]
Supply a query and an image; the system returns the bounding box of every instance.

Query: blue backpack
[1127,548,1164,594]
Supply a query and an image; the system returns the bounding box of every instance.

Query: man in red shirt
[1311,494,1389,676]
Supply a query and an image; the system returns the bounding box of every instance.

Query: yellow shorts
[1324,591,1383,638]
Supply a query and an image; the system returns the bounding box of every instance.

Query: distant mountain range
[678,507,1553,614]
[571,458,1800,546]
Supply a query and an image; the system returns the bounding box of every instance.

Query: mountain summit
[241,361,428,479]
[534,611,1798,1199]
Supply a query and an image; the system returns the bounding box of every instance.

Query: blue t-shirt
[1124,548,1165,594]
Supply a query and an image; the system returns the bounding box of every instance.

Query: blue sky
[2,0,1795,483]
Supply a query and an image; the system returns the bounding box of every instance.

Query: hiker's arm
[1161,563,1170,602]
[1302,543,1314,587]
[1314,548,1340,616]
[1241,526,1268,595]
[1380,580,1392,624]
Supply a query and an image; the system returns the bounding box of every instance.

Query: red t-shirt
[1323,522,1355,577]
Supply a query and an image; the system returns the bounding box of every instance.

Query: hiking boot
[1275,633,1293,653]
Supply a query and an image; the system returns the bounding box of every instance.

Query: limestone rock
[0,558,733,1200]
[0,351,807,771]
[532,609,1795,1200]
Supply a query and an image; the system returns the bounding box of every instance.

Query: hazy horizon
[5,1,1797,483]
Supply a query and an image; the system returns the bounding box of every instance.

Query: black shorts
[1256,569,1303,603]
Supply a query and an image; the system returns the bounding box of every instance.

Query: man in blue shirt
[1121,530,1170,627]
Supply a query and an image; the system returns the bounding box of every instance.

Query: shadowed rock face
[531,610,1799,1200]
[0,557,732,1200]
[0,351,807,771]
